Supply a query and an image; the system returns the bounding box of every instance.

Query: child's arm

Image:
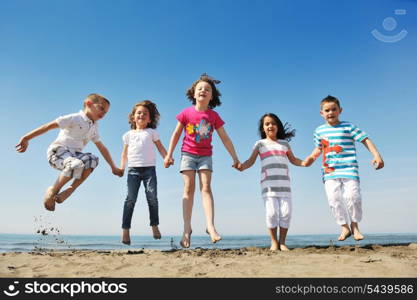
[119,144,128,176]
[164,122,184,168]
[287,150,308,167]
[361,138,384,169]
[15,121,59,153]
[216,126,241,169]
[94,141,123,177]
[287,147,321,167]
[154,140,168,159]
[240,149,258,171]
[302,147,322,167]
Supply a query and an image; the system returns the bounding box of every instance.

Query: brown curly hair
[128,100,160,129]
[186,73,222,109]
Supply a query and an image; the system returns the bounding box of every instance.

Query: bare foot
[338,227,352,241]
[43,186,57,211]
[122,229,131,245]
[353,231,364,241]
[55,187,74,203]
[180,231,192,248]
[206,228,222,243]
[270,241,279,251]
[351,223,364,241]
[279,244,290,251]
[152,226,161,239]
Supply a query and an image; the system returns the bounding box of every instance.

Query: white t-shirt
[123,128,160,167]
[49,110,100,152]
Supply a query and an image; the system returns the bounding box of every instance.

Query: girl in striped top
[240,113,313,251]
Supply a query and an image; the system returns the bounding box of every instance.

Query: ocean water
[0,233,416,253]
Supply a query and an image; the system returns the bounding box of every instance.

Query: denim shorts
[180,152,213,172]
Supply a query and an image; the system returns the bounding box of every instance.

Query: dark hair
[128,100,160,129]
[258,113,295,141]
[186,73,222,109]
[320,95,341,109]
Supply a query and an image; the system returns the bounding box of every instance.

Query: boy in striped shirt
[309,95,384,241]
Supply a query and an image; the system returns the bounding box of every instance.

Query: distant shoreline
[1,233,417,253]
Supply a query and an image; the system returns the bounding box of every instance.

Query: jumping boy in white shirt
[16,93,123,211]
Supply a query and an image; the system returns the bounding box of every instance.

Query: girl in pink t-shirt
[164,73,241,248]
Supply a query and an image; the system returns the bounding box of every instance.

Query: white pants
[263,196,292,229]
[324,178,362,225]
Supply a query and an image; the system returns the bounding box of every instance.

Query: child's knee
[279,215,291,228]
[279,210,291,225]
[62,157,85,179]
[81,153,99,169]
[147,196,158,207]
[349,188,362,204]
[266,216,278,229]
[145,187,158,205]
[183,183,195,195]
[200,184,212,194]
[124,197,137,207]
[266,210,278,224]
[63,157,84,169]
[327,195,343,209]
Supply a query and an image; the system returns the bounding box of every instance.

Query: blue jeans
[122,167,159,229]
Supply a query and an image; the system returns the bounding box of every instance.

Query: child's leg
[56,152,99,203]
[151,226,161,240]
[343,179,364,240]
[277,197,291,251]
[264,197,279,250]
[122,229,131,245]
[198,170,221,243]
[324,179,352,240]
[339,224,352,241]
[350,222,364,241]
[143,167,161,239]
[180,170,196,248]
[268,227,280,251]
[44,174,72,211]
[278,227,289,251]
[55,168,94,203]
[121,168,141,244]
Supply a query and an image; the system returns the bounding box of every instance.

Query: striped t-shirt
[254,139,291,198]
[314,121,368,181]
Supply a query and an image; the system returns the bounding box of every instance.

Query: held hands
[15,137,29,153]
[232,160,243,171]
[164,156,174,168]
[302,156,316,167]
[301,148,321,167]
[112,167,124,177]
[372,156,384,170]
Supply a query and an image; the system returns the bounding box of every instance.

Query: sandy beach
[1,243,416,278]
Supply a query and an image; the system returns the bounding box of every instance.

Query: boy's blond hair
[83,93,110,108]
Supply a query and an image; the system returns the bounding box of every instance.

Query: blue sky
[1,0,416,237]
